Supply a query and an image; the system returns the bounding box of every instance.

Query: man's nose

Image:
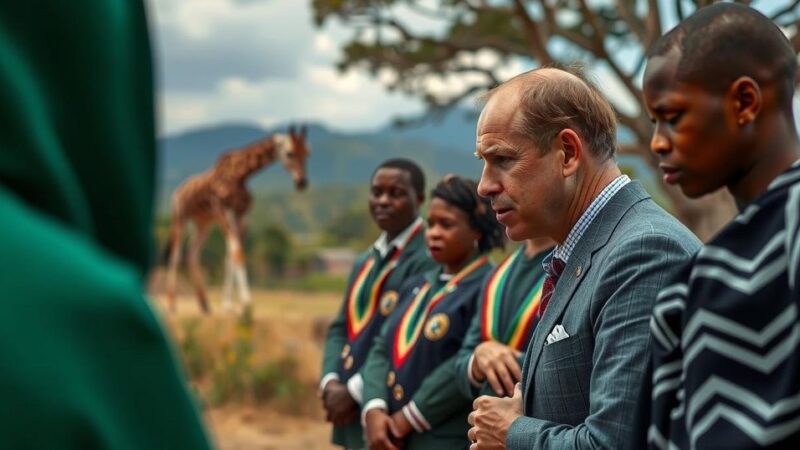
[477,167,498,198]
[650,127,671,156]
[376,192,391,205]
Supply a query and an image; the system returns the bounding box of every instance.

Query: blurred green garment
[0,1,212,449]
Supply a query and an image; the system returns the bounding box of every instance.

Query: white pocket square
[545,324,570,345]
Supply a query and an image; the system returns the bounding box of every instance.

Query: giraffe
[165,126,310,313]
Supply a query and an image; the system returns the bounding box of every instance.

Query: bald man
[466,67,701,450]
[643,4,800,448]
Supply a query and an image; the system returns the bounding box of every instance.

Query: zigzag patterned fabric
[649,161,800,449]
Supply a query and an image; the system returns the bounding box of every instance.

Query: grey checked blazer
[507,182,701,450]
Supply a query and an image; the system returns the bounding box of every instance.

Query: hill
[157,116,663,239]
[157,119,484,210]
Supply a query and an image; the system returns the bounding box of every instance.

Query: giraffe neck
[216,136,281,183]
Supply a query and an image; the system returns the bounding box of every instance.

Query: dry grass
[151,288,341,450]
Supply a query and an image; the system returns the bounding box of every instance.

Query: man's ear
[731,76,761,126]
[555,129,582,177]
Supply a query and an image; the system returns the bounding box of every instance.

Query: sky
[149,0,792,137]
[150,0,432,136]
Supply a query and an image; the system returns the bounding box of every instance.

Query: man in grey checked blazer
[467,67,701,449]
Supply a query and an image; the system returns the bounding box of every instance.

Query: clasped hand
[467,383,523,450]
[472,341,522,396]
[320,380,358,426]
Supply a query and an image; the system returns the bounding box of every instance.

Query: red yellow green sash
[345,222,422,341]
[480,248,546,351]
[392,256,489,368]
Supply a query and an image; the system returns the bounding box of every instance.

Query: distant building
[313,248,357,276]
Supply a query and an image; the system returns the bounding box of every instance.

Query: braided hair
[431,175,505,253]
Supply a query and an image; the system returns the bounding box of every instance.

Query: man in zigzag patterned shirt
[643,3,800,448]
[320,159,436,449]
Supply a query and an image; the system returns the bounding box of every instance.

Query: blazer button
[575,265,582,277]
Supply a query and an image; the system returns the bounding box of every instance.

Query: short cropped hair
[372,158,425,197]
[484,65,618,161]
[649,3,796,112]
[431,175,505,253]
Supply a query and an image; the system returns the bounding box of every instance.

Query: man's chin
[504,226,529,242]
[679,180,719,199]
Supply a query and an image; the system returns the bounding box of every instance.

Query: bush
[176,312,315,414]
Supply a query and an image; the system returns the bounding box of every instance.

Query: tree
[312,0,800,239]
[321,204,380,249]
[251,224,293,280]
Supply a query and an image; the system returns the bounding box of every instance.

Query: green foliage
[321,203,380,250]
[200,228,227,283]
[179,319,213,379]
[249,223,293,282]
[179,313,312,413]
[274,273,348,293]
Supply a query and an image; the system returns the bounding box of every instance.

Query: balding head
[650,3,796,112]
[482,67,618,160]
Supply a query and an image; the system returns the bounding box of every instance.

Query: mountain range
[157,109,651,213]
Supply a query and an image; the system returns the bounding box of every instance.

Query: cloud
[150,0,313,92]
[158,62,424,135]
[151,0,434,136]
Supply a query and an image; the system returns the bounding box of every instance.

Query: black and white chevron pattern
[649,162,800,449]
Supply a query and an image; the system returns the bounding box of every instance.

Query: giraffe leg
[234,214,251,309]
[187,222,211,314]
[222,250,235,313]
[222,210,251,312]
[166,219,185,314]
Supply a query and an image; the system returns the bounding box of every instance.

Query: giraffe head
[275,125,310,191]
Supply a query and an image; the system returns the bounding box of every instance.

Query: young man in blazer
[321,159,436,449]
[466,67,701,449]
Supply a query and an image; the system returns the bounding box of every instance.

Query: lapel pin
[575,265,582,277]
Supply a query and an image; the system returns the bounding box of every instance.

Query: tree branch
[576,0,641,117]
[771,0,800,23]
[510,0,555,64]
[614,0,647,45]
[537,0,596,53]
[645,0,663,49]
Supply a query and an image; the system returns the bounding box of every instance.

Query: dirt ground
[152,288,341,450]
[206,406,336,450]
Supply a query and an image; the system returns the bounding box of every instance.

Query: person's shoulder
[618,197,702,250]
[0,190,159,335]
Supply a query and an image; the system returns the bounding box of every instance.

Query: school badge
[393,384,404,401]
[424,313,450,341]
[380,291,399,316]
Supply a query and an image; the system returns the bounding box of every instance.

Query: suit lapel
[522,182,651,408]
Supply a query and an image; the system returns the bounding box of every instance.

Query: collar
[553,174,630,263]
[373,216,424,258]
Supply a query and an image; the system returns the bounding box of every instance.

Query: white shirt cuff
[319,372,340,391]
[361,399,388,427]
[346,372,364,405]
[467,354,483,388]
[402,401,432,432]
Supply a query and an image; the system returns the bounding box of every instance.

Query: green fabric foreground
[0,1,211,448]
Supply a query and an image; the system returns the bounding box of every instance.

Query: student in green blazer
[361,176,505,450]
[321,159,437,449]
[454,237,555,399]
